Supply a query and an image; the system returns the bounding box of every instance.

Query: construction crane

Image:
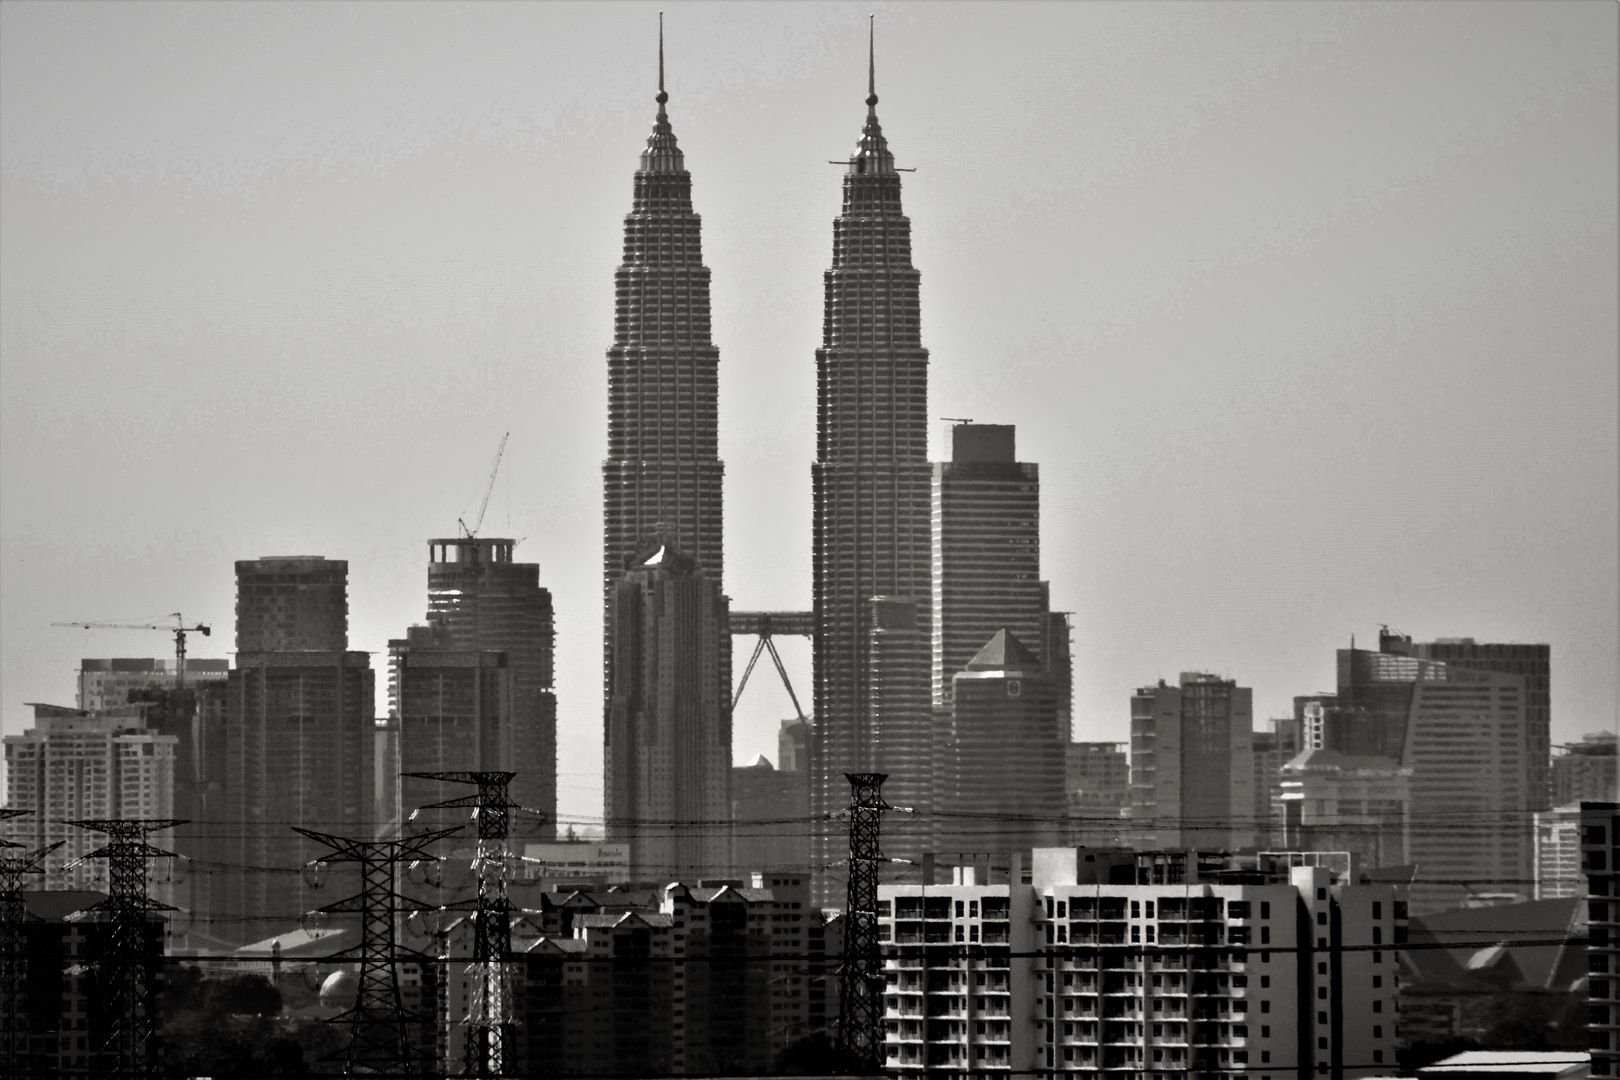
[52,613,212,689]
[458,432,510,539]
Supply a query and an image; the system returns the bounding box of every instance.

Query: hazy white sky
[3,1,1615,829]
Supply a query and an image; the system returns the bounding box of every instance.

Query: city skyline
[2,2,1615,832]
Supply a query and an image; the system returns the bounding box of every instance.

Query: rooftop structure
[234,555,347,653]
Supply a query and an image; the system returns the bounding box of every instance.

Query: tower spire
[656,12,668,115]
[866,14,877,112]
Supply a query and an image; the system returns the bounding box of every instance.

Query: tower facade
[606,541,731,882]
[602,57,725,630]
[810,48,932,892]
[423,537,555,833]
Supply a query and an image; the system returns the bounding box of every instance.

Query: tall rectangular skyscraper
[422,537,554,834]
[223,557,374,945]
[931,423,1046,707]
[810,63,932,894]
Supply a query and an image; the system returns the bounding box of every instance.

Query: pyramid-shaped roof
[965,629,1042,672]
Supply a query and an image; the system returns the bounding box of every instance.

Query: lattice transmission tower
[835,772,893,1072]
[64,817,184,1080]
[406,770,535,1078]
[297,825,462,1077]
[1,810,62,1077]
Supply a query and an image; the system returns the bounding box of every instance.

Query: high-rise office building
[606,541,730,882]
[1129,673,1256,852]
[1251,717,1303,849]
[76,657,229,711]
[931,424,1045,707]
[934,631,1066,855]
[389,620,514,830]
[423,537,555,832]
[1,703,178,892]
[601,49,725,642]
[223,557,374,945]
[1338,642,1530,914]
[1392,634,1551,810]
[810,44,932,897]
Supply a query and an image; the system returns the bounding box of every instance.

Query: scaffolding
[405,770,530,1078]
[64,817,184,1080]
[297,825,462,1077]
[836,772,891,1072]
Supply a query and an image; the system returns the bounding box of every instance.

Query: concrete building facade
[223,556,373,946]
[424,536,556,836]
[76,657,229,711]
[810,71,932,900]
[389,620,514,831]
[606,541,730,882]
[1533,803,1584,900]
[1130,674,1255,852]
[1067,742,1131,847]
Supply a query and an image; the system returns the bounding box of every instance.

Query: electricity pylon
[297,825,462,1077]
[64,817,184,1080]
[835,773,893,1073]
[406,770,535,1078]
[1,810,61,1077]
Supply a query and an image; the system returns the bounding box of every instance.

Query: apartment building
[878,847,1405,1079]
[1584,801,1619,1077]
[505,875,839,1076]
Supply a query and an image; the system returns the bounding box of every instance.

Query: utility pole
[297,825,461,1077]
[64,817,184,1080]
[836,772,892,1073]
[406,770,533,1078]
[1,810,62,1078]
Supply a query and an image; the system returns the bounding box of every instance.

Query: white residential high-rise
[1533,803,1584,900]
[879,848,1404,1079]
[2,703,178,890]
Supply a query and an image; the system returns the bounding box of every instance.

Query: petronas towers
[601,27,1059,889]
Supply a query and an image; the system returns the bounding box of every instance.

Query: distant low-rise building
[1277,749,1411,872]
[1555,733,1618,806]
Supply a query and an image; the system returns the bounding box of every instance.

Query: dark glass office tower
[810,46,932,893]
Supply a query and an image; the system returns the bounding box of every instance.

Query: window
[1373,1000,1382,1013]
[1372,901,1382,919]
[1316,911,1327,926]
[1260,1001,1269,1014]
[970,900,978,917]
[1261,1026,1270,1038]
[1373,1026,1382,1039]
[1260,975,1270,989]
[957,901,965,918]
[1132,900,1140,918]
[1317,888,1327,901]
[1260,901,1271,919]
[1372,975,1381,989]
[1374,1050,1384,1064]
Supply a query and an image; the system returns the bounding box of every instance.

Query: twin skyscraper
[601,26,1072,894]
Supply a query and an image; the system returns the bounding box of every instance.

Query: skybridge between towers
[730,610,814,720]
